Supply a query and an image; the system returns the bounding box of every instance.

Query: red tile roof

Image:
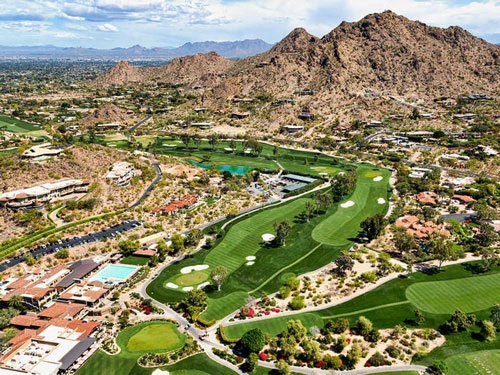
[152,194,198,214]
[38,302,85,319]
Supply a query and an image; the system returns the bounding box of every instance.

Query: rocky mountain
[0,39,272,61]
[94,11,500,121]
[95,52,235,87]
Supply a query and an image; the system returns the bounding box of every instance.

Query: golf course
[77,321,186,375]
[220,262,500,371]
[146,164,391,325]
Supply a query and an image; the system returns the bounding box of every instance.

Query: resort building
[58,282,110,307]
[0,319,99,375]
[152,194,198,215]
[55,258,100,292]
[105,162,140,186]
[0,265,70,308]
[0,179,90,210]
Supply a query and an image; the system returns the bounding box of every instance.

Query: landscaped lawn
[406,272,500,314]
[76,321,186,375]
[446,350,500,375]
[147,163,390,325]
[0,115,41,133]
[121,256,150,266]
[77,352,239,375]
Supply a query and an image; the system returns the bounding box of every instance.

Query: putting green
[312,167,389,246]
[406,273,500,314]
[124,322,185,353]
[175,271,208,286]
[365,171,381,178]
[446,350,500,375]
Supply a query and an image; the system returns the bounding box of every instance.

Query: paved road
[130,163,162,208]
[128,115,152,133]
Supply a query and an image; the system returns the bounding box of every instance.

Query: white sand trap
[246,256,256,261]
[373,176,383,182]
[246,261,255,266]
[197,282,210,289]
[340,200,355,208]
[166,282,179,289]
[180,265,209,274]
[152,369,169,375]
[261,233,276,242]
[182,286,193,292]
[377,198,386,204]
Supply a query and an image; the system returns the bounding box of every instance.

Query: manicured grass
[446,350,500,375]
[148,164,390,324]
[222,263,500,344]
[77,352,239,375]
[406,272,500,314]
[121,256,150,266]
[176,271,209,286]
[0,115,41,133]
[76,321,188,375]
[125,323,184,353]
[120,321,185,354]
[312,167,390,246]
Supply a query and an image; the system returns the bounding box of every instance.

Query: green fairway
[176,271,209,286]
[147,163,390,324]
[312,167,390,246]
[124,322,185,353]
[406,272,500,314]
[222,263,500,345]
[0,115,41,133]
[446,350,500,375]
[121,256,150,266]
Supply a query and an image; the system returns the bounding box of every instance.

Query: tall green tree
[210,265,228,291]
[360,213,387,240]
[275,220,292,246]
[429,234,454,270]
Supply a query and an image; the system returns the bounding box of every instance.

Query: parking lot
[0,220,142,272]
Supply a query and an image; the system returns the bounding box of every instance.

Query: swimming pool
[89,264,139,284]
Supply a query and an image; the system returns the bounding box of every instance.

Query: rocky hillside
[222,11,499,101]
[81,103,132,127]
[93,11,500,119]
[95,52,234,87]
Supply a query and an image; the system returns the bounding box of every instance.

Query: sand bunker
[152,369,169,375]
[197,282,210,289]
[261,233,276,242]
[340,200,355,208]
[246,261,255,266]
[377,198,386,204]
[180,265,209,274]
[373,176,383,182]
[182,286,194,292]
[166,282,179,289]
[246,256,256,261]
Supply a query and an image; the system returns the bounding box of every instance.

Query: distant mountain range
[0,39,273,61]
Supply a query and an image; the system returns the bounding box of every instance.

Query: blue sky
[0,0,498,48]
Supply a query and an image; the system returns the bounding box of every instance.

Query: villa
[106,162,141,186]
[0,180,90,210]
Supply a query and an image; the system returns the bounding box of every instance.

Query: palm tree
[9,295,24,310]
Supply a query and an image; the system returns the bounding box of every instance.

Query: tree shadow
[403,319,419,327]
[463,262,488,275]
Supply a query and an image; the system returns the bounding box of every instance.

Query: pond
[187,160,254,175]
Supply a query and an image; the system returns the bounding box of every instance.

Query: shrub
[288,296,305,310]
[279,286,291,299]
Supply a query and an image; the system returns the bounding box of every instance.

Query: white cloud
[97,23,118,32]
[0,0,498,47]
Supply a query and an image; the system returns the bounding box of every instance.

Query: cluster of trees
[178,289,207,320]
[331,171,357,202]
